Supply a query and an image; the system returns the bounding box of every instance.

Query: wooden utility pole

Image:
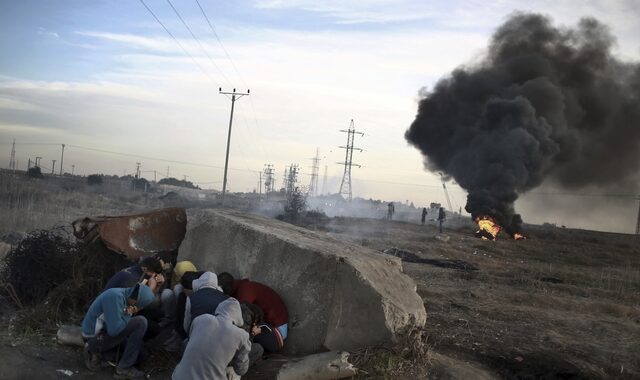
[59,144,65,175]
[219,87,250,206]
[635,196,640,235]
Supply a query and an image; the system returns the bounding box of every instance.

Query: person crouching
[81,283,154,379]
[172,298,252,380]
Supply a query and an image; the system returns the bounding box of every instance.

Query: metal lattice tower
[321,165,328,195]
[9,139,16,171]
[308,148,320,197]
[263,164,275,193]
[286,164,299,195]
[338,119,363,201]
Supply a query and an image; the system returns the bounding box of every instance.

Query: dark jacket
[183,272,228,334]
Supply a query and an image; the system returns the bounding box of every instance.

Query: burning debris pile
[405,13,640,239]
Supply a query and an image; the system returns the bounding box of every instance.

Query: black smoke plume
[405,13,640,235]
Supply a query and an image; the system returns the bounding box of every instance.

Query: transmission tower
[440,173,453,211]
[308,148,320,197]
[338,119,363,201]
[321,165,328,195]
[281,167,288,192]
[263,164,275,193]
[9,139,16,171]
[286,164,299,195]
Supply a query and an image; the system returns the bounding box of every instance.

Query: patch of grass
[351,327,431,379]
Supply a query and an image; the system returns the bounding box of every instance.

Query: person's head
[140,256,163,276]
[243,303,264,325]
[180,270,205,295]
[174,261,197,283]
[154,251,174,272]
[127,283,154,309]
[239,303,255,333]
[217,272,235,295]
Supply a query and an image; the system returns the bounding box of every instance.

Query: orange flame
[475,215,501,241]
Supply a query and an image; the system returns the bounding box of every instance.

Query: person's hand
[147,276,158,291]
[154,273,165,285]
[251,325,261,336]
[125,305,139,315]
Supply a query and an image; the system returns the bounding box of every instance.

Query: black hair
[154,251,175,267]
[244,303,264,324]
[217,272,234,295]
[239,303,254,333]
[140,256,163,274]
[180,270,205,290]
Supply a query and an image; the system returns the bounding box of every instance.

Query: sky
[0,0,638,233]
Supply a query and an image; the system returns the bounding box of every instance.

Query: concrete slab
[179,209,427,355]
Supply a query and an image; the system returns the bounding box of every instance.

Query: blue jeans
[87,316,147,369]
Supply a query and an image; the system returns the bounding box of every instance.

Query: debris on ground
[383,247,478,271]
[71,207,187,262]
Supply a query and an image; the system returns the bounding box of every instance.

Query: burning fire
[475,215,526,241]
[475,216,501,241]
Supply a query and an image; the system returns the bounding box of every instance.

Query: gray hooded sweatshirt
[172,298,251,380]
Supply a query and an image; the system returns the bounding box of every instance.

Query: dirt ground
[1,171,639,379]
[319,217,640,379]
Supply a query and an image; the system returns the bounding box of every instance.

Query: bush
[283,188,307,221]
[1,227,128,329]
[27,166,43,178]
[87,174,103,186]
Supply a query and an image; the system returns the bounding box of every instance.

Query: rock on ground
[179,209,426,355]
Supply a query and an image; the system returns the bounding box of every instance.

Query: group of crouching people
[81,253,288,379]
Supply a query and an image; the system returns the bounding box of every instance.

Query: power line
[64,144,259,173]
[165,0,231,85]
[138,0,216,83]
[194,0,244,86]
[194,0,271,164]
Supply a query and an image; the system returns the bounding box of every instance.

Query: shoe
[114,366,146,379]
[83,343,102,372]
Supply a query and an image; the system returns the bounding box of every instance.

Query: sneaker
[83,343,102,372]
[114,366,146,379]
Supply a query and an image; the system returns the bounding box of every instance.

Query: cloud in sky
[0,0,638,232]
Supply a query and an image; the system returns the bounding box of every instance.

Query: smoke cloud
[405,13,640,235]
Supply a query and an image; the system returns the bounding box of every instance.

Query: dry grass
[351,327,432,379]
[0,171,155,235]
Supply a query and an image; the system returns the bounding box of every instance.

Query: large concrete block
[179,209,426,355]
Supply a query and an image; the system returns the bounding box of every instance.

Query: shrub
[27,166,43,178]
[87,174,103,186]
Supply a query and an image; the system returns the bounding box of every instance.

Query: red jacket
[233,279,288,327]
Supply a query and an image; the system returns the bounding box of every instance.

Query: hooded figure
[183,271,229,334]
[82,284,154,338]
[81,284,154,378]
[172,298,251,380]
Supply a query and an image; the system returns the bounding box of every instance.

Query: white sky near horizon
[0,0,638,233]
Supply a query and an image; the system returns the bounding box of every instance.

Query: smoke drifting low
[405,13,640,234]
